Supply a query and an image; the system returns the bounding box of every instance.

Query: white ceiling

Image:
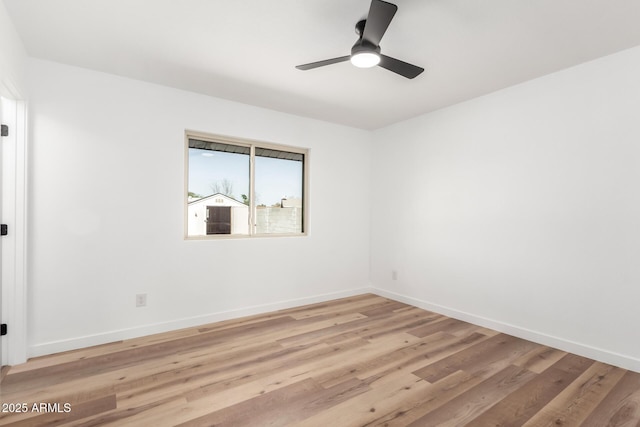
[4,0,640,129]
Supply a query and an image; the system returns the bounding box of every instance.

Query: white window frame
[184,130,309,239]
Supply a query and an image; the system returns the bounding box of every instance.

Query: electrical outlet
[392,270,398,281]
[136,293,147,307]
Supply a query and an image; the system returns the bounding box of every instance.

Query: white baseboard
[372,287,640,373]
[28,287,372,358]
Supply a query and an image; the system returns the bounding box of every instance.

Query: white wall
[27,59,371,356]
[0,0,26,96]
[371,46,640,371]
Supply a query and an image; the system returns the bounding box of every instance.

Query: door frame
[1,77,28,366]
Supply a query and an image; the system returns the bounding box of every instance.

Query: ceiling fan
[296,0,424,79]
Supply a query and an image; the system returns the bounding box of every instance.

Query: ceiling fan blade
[362,0,398,46]
[378,54,424,79]
[296,56,350,70]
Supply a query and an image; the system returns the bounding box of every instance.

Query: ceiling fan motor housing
[351,39,381,56]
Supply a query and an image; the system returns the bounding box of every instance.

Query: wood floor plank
[361,370,486,426]
[346,331,490,388]
[277,308,438,348]
[177,378,325,427]
[275,310,408,347]
[71,396,189,427]
[358,300,410,317]
[521,361,627,427]
[580,370,640,427]
[294,372,432,427]
[513,345,568,373]
[181,338,369,404]
[412,332,538,383]
[470,365,590,426]
[178,376,373,427]
[120,342,373,426]
[407,316,475,338]
[407,364,537,426]
[1,293,638,427]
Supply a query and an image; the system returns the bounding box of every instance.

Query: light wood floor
[1,294,640,426]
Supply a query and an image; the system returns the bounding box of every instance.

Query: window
[185,132,307,238]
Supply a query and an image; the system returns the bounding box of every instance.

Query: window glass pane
[186,134,307,239]
[187,146,250,236]
[255,151,304,234]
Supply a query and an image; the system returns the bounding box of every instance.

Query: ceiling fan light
[350,52,380,68]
